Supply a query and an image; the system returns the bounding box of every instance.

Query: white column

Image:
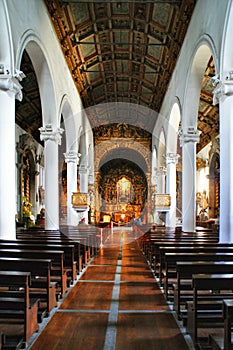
[179,127,201,232]
[40,125,63,230]
[213,74,233,242]
[78,164,89,222]
[79,165,89,193]
[0,71,24,239]
[156,166,166,194]
[165,153,179,229]
[64,151,81,226]
[154,167,166,225]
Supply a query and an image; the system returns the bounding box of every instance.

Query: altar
[100,203,141,225]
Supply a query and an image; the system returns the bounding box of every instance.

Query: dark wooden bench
[0,242,77,283]
[209,299,233,350]
[16,230,89,271]
[186,274,233,347]
[140,235,219,267]
[162,251,233,299]
[0,257,56,317]
[0,248,67,297]
[0,271,39,347]
[160,246,233,283]
[173,261,233,319]
[150,242,233,272]
[0,238,82,275]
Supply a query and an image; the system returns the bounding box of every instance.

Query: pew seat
[186,274,233,347]
[0,271,39,348]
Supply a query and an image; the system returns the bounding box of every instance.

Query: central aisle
[28,228,193,350]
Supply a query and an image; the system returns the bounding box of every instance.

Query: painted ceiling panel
[14,1,219,154]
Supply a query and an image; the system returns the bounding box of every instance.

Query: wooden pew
[162,251,233,298]
[0,238,82,275]
[141,235,219,265]
[159,246,233,281]
[186,274,233,347]
[0,242,77,283]
[16,230,88,271]
[0,271,39,347]
[174,261,233,319]
[150,242,233,272]
[0,257,56,316]
[0,249,67,297]
[209,299,233,350]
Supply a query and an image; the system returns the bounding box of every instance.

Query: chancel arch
[97,158,148,225]
[95,141,151,224]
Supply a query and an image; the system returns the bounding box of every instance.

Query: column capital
[212,72,233,105]
[64,151,81,164]
[78,164,89,174]
[156,166,167,176]
[0,69,25,101]
[39,125,64,145]
[164,153,179,165]
[178,127,201,146]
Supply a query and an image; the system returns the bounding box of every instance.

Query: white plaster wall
[153,0,229,147]
[5,0,84,132]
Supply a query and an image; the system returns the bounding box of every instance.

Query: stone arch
[217,1,233,242]
[182,36,218,129]
[151,146,157,187]
[17,31,57,127]
[157,129,166,168]
[208,138,220,219]
[95,139,150,175]
[16,134,37,221]
[167,99,181,154]
[59,95,77,153]
[0,1,14,73]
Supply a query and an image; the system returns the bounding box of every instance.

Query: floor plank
[28,228,193,350]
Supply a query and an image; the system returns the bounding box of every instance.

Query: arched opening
[16,50,43,225]
[98,158,147,225]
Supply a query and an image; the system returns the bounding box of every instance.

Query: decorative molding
[154,194,171,210]
[0,69,25,101]
[72,192,90,212]
[156,166,167,177]
[178,127,201,146]
[16,134,37,157]
[78,164,89,174]
[64,151,81,164]
[39,125,64,145]
[164,153,179,165]
[212,72,233,105]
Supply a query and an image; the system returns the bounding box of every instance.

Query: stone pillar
[40,125,63,230]
[79,165,89,193]
[64,151,81,226]
[164,153,179,229]
[78,164,89,222]
[213,73,233,242]
[156,166,166,194]
[0,70,24,239]
[179,127,201,232]
[154,166,166,225]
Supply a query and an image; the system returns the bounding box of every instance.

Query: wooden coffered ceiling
[15,0,219,153]
[45,0,196,114]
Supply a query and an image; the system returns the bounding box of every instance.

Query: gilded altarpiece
[94,124,151,224]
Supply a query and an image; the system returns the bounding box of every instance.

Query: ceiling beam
[62,1,181,3]
[76,41,166,46]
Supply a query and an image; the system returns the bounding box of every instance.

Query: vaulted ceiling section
[15,0,219,154]
[45,0,196,115]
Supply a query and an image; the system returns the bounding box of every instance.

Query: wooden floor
[26,228,194,350]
